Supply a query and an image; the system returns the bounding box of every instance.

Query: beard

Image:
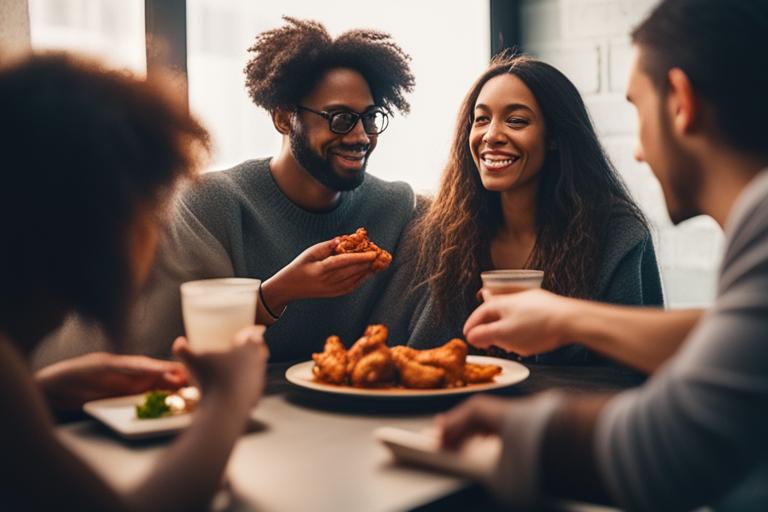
[289,124,369,192]
[655,109,702,224]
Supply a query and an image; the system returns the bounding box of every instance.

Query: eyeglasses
[296,105,389,135]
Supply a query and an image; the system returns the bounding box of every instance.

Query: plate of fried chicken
[285,325,529,397]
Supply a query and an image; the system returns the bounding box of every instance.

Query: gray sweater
[594,170,768,510]
[136,158,418,361]
[370,201,663,362]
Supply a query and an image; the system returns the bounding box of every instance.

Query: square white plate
[83,394,193,440]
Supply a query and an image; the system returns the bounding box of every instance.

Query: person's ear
[271,106,293,135]
[667,68,697,136]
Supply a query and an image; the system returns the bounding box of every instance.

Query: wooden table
[56,362,643,511]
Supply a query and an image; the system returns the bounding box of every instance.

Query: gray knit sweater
[126,158,417,361]
[370,200,664,363]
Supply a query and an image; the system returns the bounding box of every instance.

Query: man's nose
[342,118,371,145]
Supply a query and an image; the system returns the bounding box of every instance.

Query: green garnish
[135,390,170,419]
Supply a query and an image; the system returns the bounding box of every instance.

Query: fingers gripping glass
[296,106,389,135]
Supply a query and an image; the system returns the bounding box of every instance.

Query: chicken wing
[312,335,348,384]
[346,324,388,375]
[463,363,502,384]
[391,346,445,388]
[334,227,392,272]
[411,338,468,388]
[350,348,396,387]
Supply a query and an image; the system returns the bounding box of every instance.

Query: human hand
[261,238,379,309]
[463,289,575,356]
[172,325,269,409]
[436,394,510,450]
[35,352,188,412]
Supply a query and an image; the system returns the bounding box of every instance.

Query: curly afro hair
[244,17,415,115]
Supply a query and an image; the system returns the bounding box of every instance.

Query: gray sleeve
[599,233,664,307]
[127,198,234,357]
[594,222,768,510]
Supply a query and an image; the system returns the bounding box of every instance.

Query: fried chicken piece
[350,347,396,387]
[464,363,502,384]
[411,339,469,388]
[312,335,348,384]
[391,346,446,389]
[346,324,388,375]
[334,227,392,272]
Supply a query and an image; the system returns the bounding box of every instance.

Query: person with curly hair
[1,53,269,511]
[372,54,662,363]
[34,17,418,364]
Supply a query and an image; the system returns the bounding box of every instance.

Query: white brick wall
[521,0,724,308]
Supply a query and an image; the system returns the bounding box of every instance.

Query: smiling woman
[375,54,663,363]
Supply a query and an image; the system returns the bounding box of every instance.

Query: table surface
[56,362,643,512]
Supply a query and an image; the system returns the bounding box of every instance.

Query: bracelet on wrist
[259,282,285,321]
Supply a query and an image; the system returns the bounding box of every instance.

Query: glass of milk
[180,278,260,351]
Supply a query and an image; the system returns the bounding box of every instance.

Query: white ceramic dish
[83,394,193,440]
[285,355,529,398]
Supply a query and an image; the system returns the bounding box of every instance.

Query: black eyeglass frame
[295,105,389,135]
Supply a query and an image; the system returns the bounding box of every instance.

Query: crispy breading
[350,348,396,387]
[411,338,468,388]
[312,327,502,389]
[391,346,446,388]
[312,335,348,385]
[346,324,388,375]
[334,227,392,271]
[463,362,502,384]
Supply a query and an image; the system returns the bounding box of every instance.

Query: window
[28,0,146,74]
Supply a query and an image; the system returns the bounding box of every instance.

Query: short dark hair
[244,17,415,115]
[0,54,209,341]
[632,0,768,157]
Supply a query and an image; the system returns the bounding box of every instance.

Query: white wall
[521,0,724,308]
[0,0,31,56]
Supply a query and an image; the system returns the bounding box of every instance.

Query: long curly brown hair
[244,17,414,115]
[414,54,646,315]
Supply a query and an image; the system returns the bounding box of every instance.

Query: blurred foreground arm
[464,289,702,373]
[35,352,188,412]
[1,326,268,512]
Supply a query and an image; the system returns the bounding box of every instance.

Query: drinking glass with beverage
[180,278,260,351]
[480,270,544,301]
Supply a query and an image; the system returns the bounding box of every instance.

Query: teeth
[482,157,516,168]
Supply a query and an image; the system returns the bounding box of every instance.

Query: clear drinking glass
[480,270,544,300]
[180,278,260,351]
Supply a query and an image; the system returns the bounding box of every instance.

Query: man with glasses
[34,17,417,364]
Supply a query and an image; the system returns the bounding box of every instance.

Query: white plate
[285,355,529,398]
[83,394,193,440]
